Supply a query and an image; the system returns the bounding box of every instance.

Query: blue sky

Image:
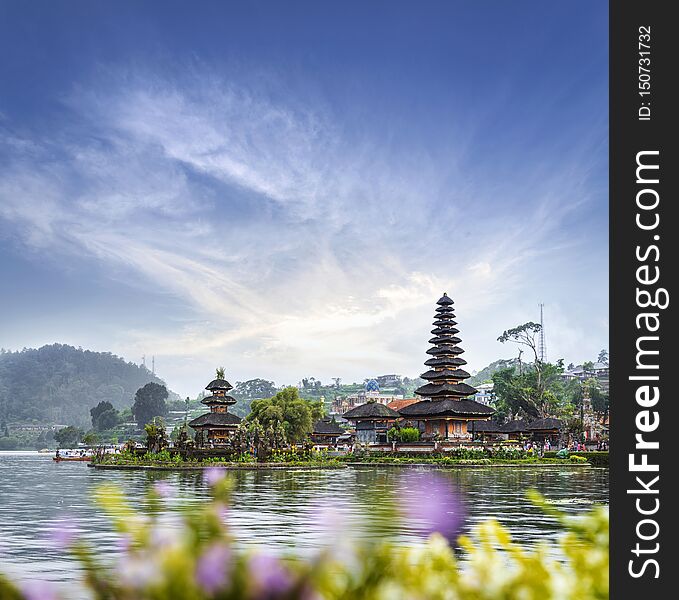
[0,1,608,396]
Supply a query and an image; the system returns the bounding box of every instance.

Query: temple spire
[415,294,478,399]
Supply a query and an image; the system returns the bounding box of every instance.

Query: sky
[0,1,608,397]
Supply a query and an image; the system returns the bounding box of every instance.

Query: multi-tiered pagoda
[399,293,494,439]
[188,370,242,447]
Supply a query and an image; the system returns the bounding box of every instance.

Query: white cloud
[0,69,608,395]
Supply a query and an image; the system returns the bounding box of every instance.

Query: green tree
[90,401,120,432]
[82,432,99,447]
[54,426,84,447]
[144,417,168,453]
[491,361,569,419]
[586,380,610,422]
[247,387,319,443]
[597,349,609,364]
[132,383,168,429]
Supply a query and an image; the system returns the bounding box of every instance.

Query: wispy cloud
[0,65,607,393]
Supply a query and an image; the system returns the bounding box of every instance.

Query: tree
[597,349,609,364]
[82,432,99,447]
[132,383,168,429]
[496,322,552,418]
[491,361,570,420]
[247,387,319,443]
[145,417,168,453]
[90,401,120,432]
[231,379,277,400]
[587,381,610,423]
[54,426,84,447]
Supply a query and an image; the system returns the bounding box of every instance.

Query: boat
[53,451,93,462]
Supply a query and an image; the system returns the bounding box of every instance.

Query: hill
[0,344,178,428]
[467,358,521,386]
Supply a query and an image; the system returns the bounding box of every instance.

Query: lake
[0,452,608,598]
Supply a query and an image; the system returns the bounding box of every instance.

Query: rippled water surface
[0,452,608,597]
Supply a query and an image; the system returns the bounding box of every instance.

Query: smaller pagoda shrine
[343,401,400,443]
[188,368,242,447]
[399,293,495,439]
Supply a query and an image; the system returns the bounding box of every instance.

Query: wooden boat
[53,453,92,462]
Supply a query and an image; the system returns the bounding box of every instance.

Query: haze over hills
[0,344,179,428]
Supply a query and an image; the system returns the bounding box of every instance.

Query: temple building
[188,371,242,447]
[311,418,345,445]
[342,401,400,443]
[399,293,495,439]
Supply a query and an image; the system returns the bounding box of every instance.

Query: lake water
[0,452,608,598]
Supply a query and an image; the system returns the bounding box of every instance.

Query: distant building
[342,401,400,443]
[188,372,242,447]
[311,418,345,445]
[330,379,404,416]
[376,374,402,387]
[474,383,495,406]
[560,361,609,392]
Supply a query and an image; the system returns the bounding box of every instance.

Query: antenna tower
[538,303,546,362]
[152,356,155,375]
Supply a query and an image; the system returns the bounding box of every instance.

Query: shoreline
[89,460,594,471]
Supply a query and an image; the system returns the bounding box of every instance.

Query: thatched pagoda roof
[424,356,467,367]
[415,382,478,397]
[526,417,563,431]
[420,368,471,381]
[343,402,400,420]
[426,345,465,356]
[188,412,241,428]
[436,293,454,305]
[428,335,462,345]
[399,398,495,417]
[205,378,233,391]
[201,395,237,406]
[431,326,459,334]
[313,419,345,435]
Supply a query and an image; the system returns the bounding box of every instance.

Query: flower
[119,553,161,589]
[248,553,293,598]
[20,580,59,600]
[48,517,80,549]
[204,467,226,486]
[399,472,466,542]
[152,480,173,498]
[195,542,232,594]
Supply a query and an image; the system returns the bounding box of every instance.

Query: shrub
[398,427,421,442]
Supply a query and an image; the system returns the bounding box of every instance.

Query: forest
[0,344,176,428]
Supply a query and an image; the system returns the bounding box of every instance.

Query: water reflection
[0,452,608,597]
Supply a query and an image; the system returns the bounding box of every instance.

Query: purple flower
[20,580,59,600]
[195,543,232,594]
[49,517,80,549]
[248,553,292,598]
[214,501,230,522]
[119,554,160,589]
[399,472,466,542]
[116,533,132,554]
[204,467,226,486]
[153,481,173,498]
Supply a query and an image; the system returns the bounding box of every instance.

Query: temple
[188,370,242,447]
[399,293,495,439]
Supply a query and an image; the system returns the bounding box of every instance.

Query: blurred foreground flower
[0,479,608,600]
[399,471,466,542]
